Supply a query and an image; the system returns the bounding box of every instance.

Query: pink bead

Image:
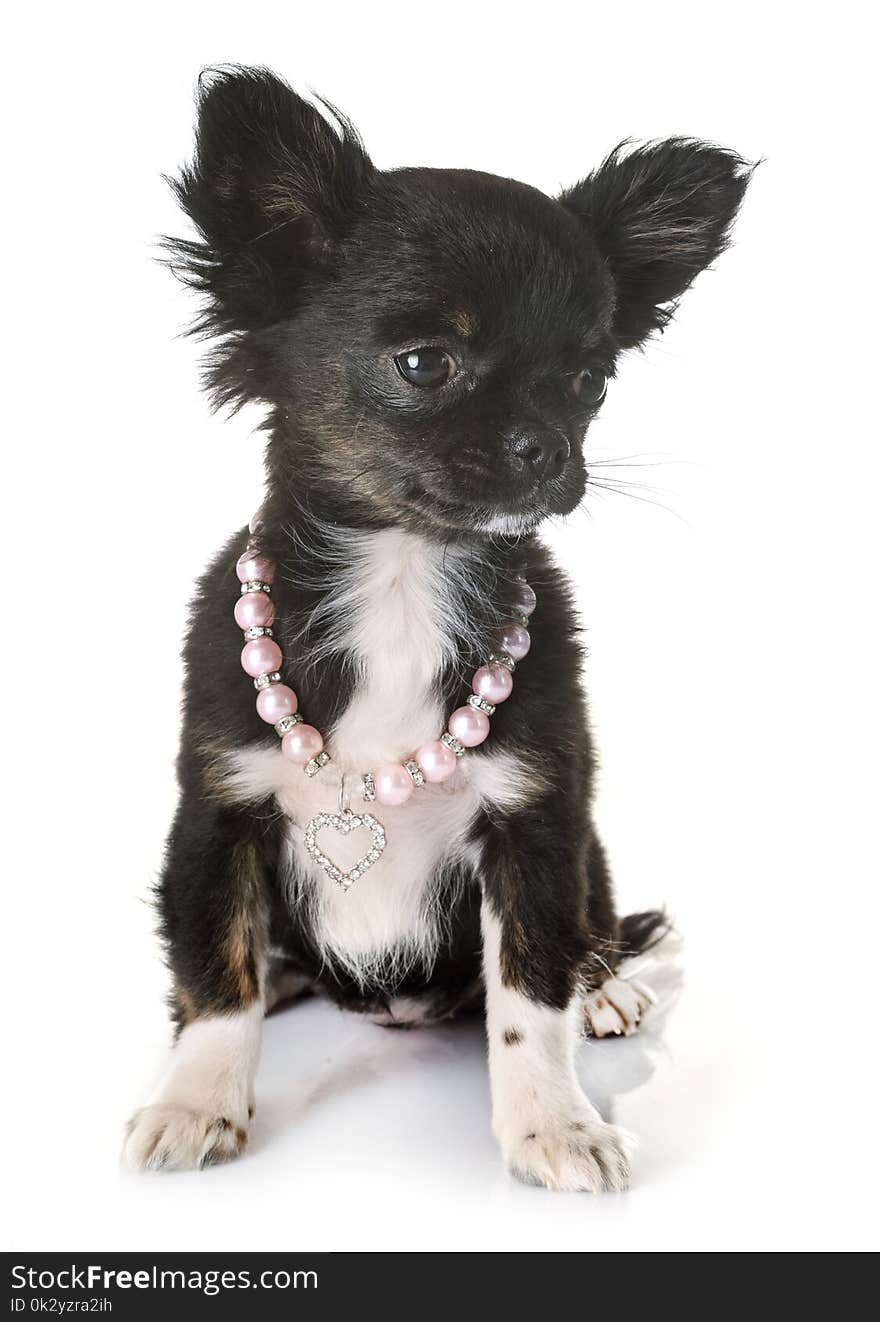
[234,591,275,629]
[515,582,537,616]
[280,724,323,765]
[498,622,531,660]
[415,739,458,783]
[248,508,265,536]
[241,636,283,678]
[448,706,490,747]
[256,683,298,724]
[236,550,275,584]
[472,663,514,704]
[374,763,415,806]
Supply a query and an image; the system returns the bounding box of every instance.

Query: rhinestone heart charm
[303,809,387,891]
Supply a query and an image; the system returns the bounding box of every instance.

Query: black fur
[155,66,747,1031]
[560,139,751,347]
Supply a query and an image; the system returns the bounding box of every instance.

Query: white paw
[500,1108,633,1192]
[584,976,655,1038]
[122,1104,250,1172]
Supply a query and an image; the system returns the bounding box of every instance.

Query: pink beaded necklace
[234,517,536,890]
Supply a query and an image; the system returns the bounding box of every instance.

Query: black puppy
[124,67,748,1188]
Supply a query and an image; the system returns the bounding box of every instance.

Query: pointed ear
[560,139,752,348]
[167,66,373,335]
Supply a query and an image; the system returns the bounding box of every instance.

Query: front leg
[123,797,271,1172]
[480,805,632,1192]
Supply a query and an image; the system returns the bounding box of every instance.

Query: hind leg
[583,830,621,961]
[581,831,660,1037]
[584,975,656,1037]
[264,956,314,1014]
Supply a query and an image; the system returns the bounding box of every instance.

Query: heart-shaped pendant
[302,809,387,891]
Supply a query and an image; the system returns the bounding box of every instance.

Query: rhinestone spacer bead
[362,772,376,802]
[242,625,274,641]
[467,693,496,716]
[489,651,516,672]
[305,751,331,778]
[240,580,272,595]
[405,759,426,787]
[253,671,281,690]
[274,713,303,736]
[441,732,466,758]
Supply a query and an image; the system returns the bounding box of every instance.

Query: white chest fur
[223,529,532,985]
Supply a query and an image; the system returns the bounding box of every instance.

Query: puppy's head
[170,67,750,535]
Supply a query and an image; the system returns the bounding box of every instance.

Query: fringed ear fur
[165,66,372,341]
[560,139,752,348]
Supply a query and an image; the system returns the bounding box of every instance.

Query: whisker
[585,478,691,526]
[587,454,698,470]
[585,473,680,498]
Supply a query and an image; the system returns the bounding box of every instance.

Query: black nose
[507,429,570,481]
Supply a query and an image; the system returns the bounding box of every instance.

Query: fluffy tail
[619,909,671,958]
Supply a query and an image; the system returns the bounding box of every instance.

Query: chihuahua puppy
[124,67,748,1188]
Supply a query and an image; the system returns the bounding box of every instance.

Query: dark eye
[572,367,608,405]
[395,347,457,387]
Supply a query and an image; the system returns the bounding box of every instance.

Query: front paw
[499,1109,633,1192]
[122,1104,249,1172]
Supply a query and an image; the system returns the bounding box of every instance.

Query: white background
[3,1,878,1254]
